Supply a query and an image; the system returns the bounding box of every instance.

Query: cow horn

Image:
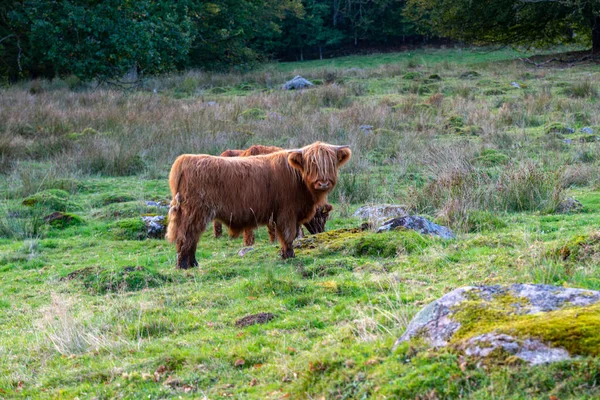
[333,145,350,149]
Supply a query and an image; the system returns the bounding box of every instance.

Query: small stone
[581,126,594,134]
[359,125,374,132]
[238,247,254,257]
[141,215,166,239]
[511,82,521,88]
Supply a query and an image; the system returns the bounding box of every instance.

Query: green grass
[1,47,600,398]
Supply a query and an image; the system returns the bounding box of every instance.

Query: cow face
[288,142,351,194]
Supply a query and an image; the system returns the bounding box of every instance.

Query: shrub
[495,162,564,213]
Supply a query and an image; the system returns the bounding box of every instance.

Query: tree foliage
[6,0,194,81]
[0,0,423,80]
[405,0,600,51]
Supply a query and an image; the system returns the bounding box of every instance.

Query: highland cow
[166,142,351,269]
[214,144,333,246]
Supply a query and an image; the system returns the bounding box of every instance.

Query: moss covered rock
[395,284,600,365]
[295,228,433,257]
[43,212,85,229]
[22,189,79,211]
[109,218,148,240]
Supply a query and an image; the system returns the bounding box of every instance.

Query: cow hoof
[176,254,196,269]
[280,249,295,259]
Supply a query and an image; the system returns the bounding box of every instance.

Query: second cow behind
[214,144,333,246]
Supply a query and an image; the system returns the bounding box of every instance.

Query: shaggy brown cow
[214,145,284,246]
[166,142,351,269]
[213,144,333,246]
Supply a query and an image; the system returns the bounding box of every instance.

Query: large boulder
[282,75,314,90]
[377,216,455,240]
[395,284,600,365]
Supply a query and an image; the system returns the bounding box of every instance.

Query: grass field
[1,47,600,398]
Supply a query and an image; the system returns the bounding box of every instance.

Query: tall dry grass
[0,60,596,218]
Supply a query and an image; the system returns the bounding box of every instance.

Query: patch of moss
[109,218,147,240]
[460,71,480,79]
[544,122,574,135]
[483,89,506,96]
[100,193,137,206]
[457,125,482,136]
[554,232,600,263]
[44,212,85,229]
[67,127,99,141]
[295,228,432,257]
[427,74,442,81]
[22,189,79,211]
[93,201,165,220]
[237,83,257,91]
[240,108,266,120]
[209,87,228,94]
[472,149,510,167]
[444,115,464,132]
[76,265,171,294]
[462,210,507,233]
[403,72,421,80]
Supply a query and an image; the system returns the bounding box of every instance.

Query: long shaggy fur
[167,141,351,268]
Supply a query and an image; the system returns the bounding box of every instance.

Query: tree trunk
[319,46,323,60]
[300,47,304,62]
[593,16,600,53]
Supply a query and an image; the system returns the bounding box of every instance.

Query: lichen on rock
[395,284,600,365]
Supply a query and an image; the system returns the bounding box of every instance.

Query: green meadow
[1,47,600,398]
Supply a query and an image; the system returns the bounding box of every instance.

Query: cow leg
[243,228,255,247]
[296,226,304,239]
[275,221,297,259]
[268,222,276,243]
[213,221,223,238]
[176,224,204,269]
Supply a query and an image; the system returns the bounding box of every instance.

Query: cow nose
[318,181,329,189]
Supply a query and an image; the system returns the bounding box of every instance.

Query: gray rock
[359,125,374,132]
[354,204,409,223]
[463,333,571,365]
[556,197,583,214]
[563,139,573,145]
[145,200,169,210]
[377,216,455,240]
[565,127,576,134]
[581,126,594,134]
[395,284,600,364]
[282,75,314,90]
[511,82,521,88]
[141,215,165,239]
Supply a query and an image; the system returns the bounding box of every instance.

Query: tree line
[0,0,598,81]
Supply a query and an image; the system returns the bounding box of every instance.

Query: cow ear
[288,151,304,172]
[337,148,351,166]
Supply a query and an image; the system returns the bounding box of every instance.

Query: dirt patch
[235,312,276,328]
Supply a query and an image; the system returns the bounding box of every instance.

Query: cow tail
[166,157,184,243]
